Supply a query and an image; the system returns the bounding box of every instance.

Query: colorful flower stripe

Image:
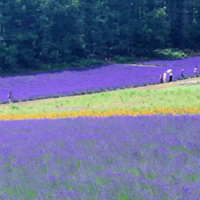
[1,107,200,120]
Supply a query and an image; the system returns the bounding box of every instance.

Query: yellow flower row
[0,107,200,120]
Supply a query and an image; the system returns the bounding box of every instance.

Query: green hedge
[154,48,187,59]
[0,58,106,77]
[113,56,136,64]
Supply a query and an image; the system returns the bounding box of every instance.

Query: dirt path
[1,77,200,108]
[133,77,200,90]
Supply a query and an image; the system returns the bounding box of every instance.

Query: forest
[0,0,200,72]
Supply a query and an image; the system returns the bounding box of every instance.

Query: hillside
[1,76,200,108]
[2,1,200,199]
[0,77,199,120]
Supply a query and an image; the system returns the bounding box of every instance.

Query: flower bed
[1,116,200,199]
[0,57,199,103]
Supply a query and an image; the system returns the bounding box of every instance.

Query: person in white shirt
[163,71,167,83]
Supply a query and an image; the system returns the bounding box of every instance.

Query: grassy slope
[1,84,200,115]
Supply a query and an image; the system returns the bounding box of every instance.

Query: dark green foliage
[28,98,35,101]
[21,99,28,102]
[0,0,198,73]
[113,56,135,64]
[36,96,44,100]
[154,49,187,59]
[86,91,93,94]
[79,92,85,95]
[25,190,37,199]
[73,92,80,95]
[9,105,19,110]
[12,99,19,103]
[76,59,106,68]
[1,101,8,104]
[53,95,60,98]
[45,95,53,99]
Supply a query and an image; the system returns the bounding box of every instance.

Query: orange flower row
[0,107,200,120]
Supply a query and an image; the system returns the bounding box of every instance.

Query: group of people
[160,71,173,83]
[160,65,200,84]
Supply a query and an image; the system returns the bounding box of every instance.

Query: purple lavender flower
[0,116,200,199]
[1,56,200,101]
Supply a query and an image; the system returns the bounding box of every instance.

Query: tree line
[0,0,200,72]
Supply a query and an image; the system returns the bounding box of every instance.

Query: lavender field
[1,116,200,199]
[1,57,199,102]
[141,56,200,67]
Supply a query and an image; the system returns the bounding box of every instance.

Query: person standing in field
[181,69,185,79]
[163,71,167,83]
[169,71,173,82]
[160,74,163,83]
[194,66,199,77]
[8,91,13,103]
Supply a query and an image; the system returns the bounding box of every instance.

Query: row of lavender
[141,56,200,66]
[0,116,200,199]
[1,57,199,102]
